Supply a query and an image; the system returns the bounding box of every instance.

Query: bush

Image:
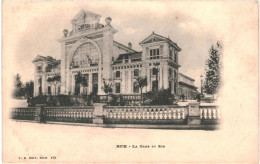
[144,89,177,105]
[109,95,127,106]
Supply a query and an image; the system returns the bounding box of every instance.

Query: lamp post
[200,75,203,95]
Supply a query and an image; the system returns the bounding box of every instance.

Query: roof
[178,81,197,91]
[113,52,142,64]
[179,73,195,81]
[32,55,60,63]
[113,41,137,53]
[139,32,181,51]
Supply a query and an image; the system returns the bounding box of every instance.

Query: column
[34,75,38,96]
[42,75,46,95]
[71,75,75,95]
[159,66,163,89]
[163,64,169,89]
[122,70,125,93]
[89,73,92,94]
[60,42,66,94]
[146,67,151,92]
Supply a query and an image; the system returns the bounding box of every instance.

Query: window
[37,66,42,73]
[169,68,172,78]
[115,83,121,93]
[174,51,178,63]
[133,82,139,93]
[174,81,177,93]
[150,48,160,59]
[174,70,177,78]
[134,69,139,77]
[152,81,158,91]
[58,86,61,94]
[72,42,99,67]
[48,86,52,95]
[116,71,120,78]
[152,68,158,75]
[169,50,173,60]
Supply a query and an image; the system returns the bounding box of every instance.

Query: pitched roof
[113,41,137,53]
[139,32,181,51]
[32,55,60,63]
[113,52,142,64]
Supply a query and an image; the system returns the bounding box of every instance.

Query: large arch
[68,38,102,67]
[67,37,103,94]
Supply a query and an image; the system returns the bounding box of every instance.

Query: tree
[24,81,34,98]
[47,75,61,95]
[75,72,88,95]
[203,41,222,97]
[103,81,112,94]
[134,76,148,105]
[13,73,24,98]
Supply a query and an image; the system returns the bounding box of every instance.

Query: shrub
[144,89,177,105]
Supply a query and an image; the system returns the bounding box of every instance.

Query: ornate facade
[32,9,197,97]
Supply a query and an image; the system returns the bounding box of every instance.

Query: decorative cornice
[58,26,117,43]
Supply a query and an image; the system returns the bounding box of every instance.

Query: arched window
[72,42,99,67]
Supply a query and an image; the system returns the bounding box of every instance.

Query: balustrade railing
[12,107,36,120]
[45,107,94,123]
[200,106,220,124]
[103,106,188,124]
[11,105,220,126]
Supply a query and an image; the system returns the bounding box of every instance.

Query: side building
[32,9,197,98]
[178,73,198,100]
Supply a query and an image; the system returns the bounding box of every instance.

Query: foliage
[24,81,34,98]
[13,74,25,98]
[203,41,222,96]
[75,72,88,95]
[109,95,127,106]
[29,94,73,107]
[45,62,59,72]
[103,81,112,94]
[88,92,100,104]
[47,75,61,95]
[144,89,176,105]
[134,76,148,104]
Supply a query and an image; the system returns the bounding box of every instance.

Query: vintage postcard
[2,1,259,163]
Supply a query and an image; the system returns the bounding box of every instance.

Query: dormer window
[150,49,160,59]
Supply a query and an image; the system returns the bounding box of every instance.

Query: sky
[7,1,225,88]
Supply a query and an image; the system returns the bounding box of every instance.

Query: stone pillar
[35,104,46,123]
[42,75,46,95]
[122,70,125,93]
[163,64,169,89]
[146,67,151,92]
[93,103,106,124]
[187,102,201,125]
[34,75,38,96]
[71,75,75,95]
[89,73,92,94]
[159,67,163,89]
[60,42,66,94]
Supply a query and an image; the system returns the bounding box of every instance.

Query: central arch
[67,38,103,95]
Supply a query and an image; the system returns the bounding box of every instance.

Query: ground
[2,99,258,163]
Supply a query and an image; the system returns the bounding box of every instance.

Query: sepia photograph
[2,1,259,163]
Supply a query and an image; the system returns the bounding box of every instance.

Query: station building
[32,9,197,99]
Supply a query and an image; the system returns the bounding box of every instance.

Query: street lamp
[200,75,203,95]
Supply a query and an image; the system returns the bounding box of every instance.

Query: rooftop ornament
[105,17,112,26]
[63,29,69,37]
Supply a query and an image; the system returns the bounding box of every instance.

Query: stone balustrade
[11,103,220,129]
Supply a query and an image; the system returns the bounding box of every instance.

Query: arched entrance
[68,38,103,95]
